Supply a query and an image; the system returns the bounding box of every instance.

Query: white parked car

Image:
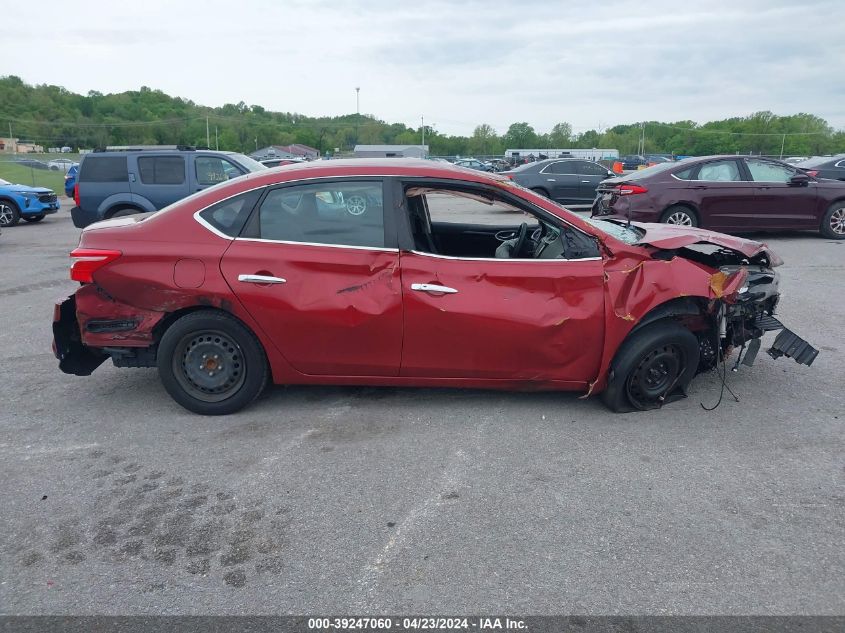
[48,158,75,172]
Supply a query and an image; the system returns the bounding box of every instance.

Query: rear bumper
[71,206,102,228]
[52,295,108,376]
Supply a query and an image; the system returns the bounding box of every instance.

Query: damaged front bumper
[719,268,818,370]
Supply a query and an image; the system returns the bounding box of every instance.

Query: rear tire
[0,201,20,227]
[601,320,700,412]
[820,202,845,239]
[660,205,699,227]
[24,214,45,223]
[530,187,550,198]
[157,311,269,415]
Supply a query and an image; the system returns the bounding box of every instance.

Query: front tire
[530,187,550,198]
[157,311,269,415]
[601,320,700,412]
[820,202,845,239]
[0,201,21,227]
[660,205,699,227]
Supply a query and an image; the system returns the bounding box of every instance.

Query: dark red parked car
[53,159,816,415]
[592,155,845,239]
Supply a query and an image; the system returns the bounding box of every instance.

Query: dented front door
[399,253,605,382]
[220,241,402,376]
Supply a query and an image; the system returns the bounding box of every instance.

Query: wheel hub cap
[831,209,845,235]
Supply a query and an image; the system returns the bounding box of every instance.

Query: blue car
[0,178,60,227]
[64,163,79,198]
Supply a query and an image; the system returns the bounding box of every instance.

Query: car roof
[209,158,510,190]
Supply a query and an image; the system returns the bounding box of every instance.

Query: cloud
[2,0,843,134]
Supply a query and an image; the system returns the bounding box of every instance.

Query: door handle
[238,274,287,284]
[411,283,458,294]
[581,180,591,183]
[546,178,556,182]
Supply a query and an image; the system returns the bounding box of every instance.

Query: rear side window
[674,167,694,180]
[696,160,742,182]
[138,156,186,185]
[258,181,385,248]
[197,189,261,238]
[544,161,577,174]
[79,156,128,182]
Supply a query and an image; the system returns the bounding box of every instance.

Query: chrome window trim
[191,183,269,241]
[191,174,395,241]
[539,161,577,176]
[408,250,601,263]
[236,237,398,253]
[834,160,845,168]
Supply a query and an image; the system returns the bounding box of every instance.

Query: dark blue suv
[71,147,266,228]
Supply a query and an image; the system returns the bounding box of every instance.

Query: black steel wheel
[602,320,700,412]
[157,311,268,415]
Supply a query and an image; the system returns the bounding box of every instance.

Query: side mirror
[789,173,810,187]
[606,171,615,178]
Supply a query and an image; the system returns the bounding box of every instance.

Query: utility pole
[206,117,210,148]
[9,122,15,154]
[421,115,425,150]
[780,133,786,159]
[355,87,360,148]
[215,126,219,151]
[640,122,646,155]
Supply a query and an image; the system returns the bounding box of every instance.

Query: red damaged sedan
[53,159,817,415]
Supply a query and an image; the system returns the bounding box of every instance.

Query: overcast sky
[4,0,844,136]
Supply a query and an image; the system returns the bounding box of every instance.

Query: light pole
[355,87,360,148]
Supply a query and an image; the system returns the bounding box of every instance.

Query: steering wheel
[512,222,528,258]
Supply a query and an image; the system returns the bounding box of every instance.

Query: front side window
[138,156,185,185]
[695,160,742,182]
[195,156,244,185]
[406,185,598,260]
[258,181,385,248]
[746,159,794,183]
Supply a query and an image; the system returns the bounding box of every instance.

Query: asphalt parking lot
[1,202,843,615]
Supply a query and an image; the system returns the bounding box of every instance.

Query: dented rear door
[399,253,605,382]
[219,178,402,376]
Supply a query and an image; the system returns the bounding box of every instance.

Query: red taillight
[69,248,122,283]
[805,170,818,178]
[73,183,80,206]
[616,183,649,195]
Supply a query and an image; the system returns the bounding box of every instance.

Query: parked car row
[52,158,816,416]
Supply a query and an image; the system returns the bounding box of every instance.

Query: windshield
[583,217,644,244]
[229,153,268,172]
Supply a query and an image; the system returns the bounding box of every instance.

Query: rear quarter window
[79,156,129,182]
[197,189,262,238]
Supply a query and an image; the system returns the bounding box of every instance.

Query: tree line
[1,76,843,158]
